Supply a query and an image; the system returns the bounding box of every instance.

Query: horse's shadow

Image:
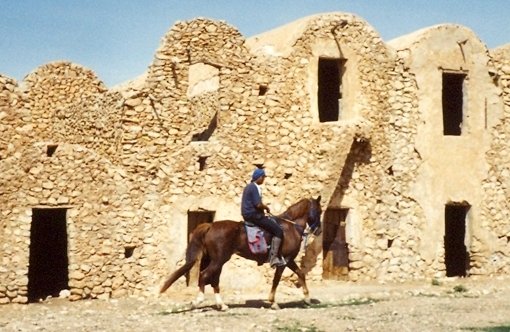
[230,297,321,309]
[160,298,322,314]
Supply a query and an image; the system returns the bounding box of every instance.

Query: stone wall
[480,44,510,274]
[0,12,509,304]
[23,62,124,161]
[0,143,142,303]
[388,25,507,279]
[0,74,25,160]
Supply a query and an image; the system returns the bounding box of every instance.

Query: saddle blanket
[245,223,268,254]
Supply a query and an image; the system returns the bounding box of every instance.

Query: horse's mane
[281,198,310,219]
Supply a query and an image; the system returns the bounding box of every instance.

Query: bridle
[272,199,321,237]
[306,199,322,236]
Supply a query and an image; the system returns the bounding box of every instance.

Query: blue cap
[251,168,266,181]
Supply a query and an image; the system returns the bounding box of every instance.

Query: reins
[269,213,296,225]
[268,213,307,237]
[268,199,321,247]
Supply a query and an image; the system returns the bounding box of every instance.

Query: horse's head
[281,196,323,236]
[307,195,322,236]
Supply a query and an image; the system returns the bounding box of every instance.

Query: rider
[241,168,286,268]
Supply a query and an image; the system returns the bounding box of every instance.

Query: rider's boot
[269,237,286,268]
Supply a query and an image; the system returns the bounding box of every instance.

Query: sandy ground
[1,276,509,332]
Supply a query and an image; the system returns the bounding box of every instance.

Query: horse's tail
[160,223,212,293]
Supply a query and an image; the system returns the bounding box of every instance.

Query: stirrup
[270,256,287,268]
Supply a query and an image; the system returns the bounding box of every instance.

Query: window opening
[444,203,470,277]
[198,156,208,171]
[124,246,135,258]
[28,208,69,302]
[442,72,466,136]
[318,58,345,122]
[259,85,268,96]
[47,144,58,157]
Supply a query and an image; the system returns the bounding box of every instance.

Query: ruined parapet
[0,75,27,160]
[145,18,250,142]
[22,62,124,159]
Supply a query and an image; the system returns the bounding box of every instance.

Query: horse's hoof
[191,300,203,309]
[270,302,281,310]
[218,303,229,311]
[303,297,312,306]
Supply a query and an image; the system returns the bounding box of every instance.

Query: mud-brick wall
[23,62,125,162]
[0,143,142,303]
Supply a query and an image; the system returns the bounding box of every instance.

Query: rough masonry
[1,12,509,304]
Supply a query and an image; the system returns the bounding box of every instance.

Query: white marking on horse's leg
[270,302,281,310]
[214,293,228,311]
[192,291,205,308]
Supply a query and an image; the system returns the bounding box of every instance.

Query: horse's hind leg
[211,267,228,311]
[268,265,285,310]
[286,260,311,305]
[196,260,228,310]
[192,254,211,307]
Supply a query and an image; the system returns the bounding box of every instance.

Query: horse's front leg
[212,286,228,311]
[268,265,285,309]
[286,260,311,305]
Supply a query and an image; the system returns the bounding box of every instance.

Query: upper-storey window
[442,72,466,136]
[187,63,219,98]
[318,58,346,122]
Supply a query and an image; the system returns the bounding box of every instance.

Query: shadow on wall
[300,139,372,274]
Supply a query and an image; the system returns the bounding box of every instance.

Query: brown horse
[160,196,322,310]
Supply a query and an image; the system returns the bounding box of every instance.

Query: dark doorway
[28,208,69,302]
[186,210,215,285]
[444,204,470,277]
[318,58,345,122]
[322,208,349,280]
[442,72,466,136]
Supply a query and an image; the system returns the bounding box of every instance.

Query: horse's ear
[316,195,321,203]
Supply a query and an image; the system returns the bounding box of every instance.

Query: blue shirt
[241,182,264,220]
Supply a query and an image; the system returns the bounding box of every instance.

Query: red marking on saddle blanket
[245,224,268,254]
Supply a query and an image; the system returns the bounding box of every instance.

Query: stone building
[1,12,509,304]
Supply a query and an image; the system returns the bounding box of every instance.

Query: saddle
[244,222,269,255]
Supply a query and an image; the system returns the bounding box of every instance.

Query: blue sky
[1,0,509,87]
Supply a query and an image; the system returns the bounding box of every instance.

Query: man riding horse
[241,168,286,268]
